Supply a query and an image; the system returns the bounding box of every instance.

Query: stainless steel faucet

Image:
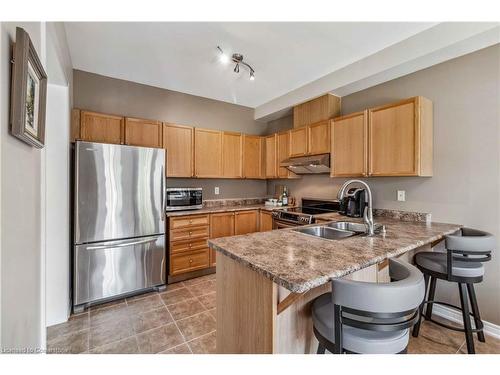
[337,179,375,236]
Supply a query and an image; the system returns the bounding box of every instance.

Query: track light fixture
[217,46,255,81]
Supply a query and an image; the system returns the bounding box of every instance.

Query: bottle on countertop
[282,186,289,206]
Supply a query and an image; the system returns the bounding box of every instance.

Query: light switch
[215,187,220,195]
[397,190,406,202]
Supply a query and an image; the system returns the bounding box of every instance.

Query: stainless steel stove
[272,198,340,229]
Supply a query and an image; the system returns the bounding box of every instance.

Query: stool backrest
[445,228,494,279]
[332,258,425,313]
[446,227,494,256]
[329,258,424,353]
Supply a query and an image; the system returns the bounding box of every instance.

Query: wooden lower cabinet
[168,214,210,276]
[168,210,261,277]
[259,211,273,232]
[235,210,259,235]
[170,249,210,276]
[170,214,209,230]
[210,212,236,267]
[170,226,210,242]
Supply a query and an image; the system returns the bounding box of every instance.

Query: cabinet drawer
[170,215,209,230]
[170,249,210,275]
[170,226,209,241]
[170,239,208,254]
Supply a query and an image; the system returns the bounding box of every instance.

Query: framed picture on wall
[10,27,47,148]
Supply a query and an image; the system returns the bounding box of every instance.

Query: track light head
[216,46,255,80]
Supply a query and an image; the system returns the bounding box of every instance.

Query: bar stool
[412,228,494,354]
[312,258,425,354]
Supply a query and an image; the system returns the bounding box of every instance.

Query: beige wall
[266,114,293,135]
[1,22,44,351]
[74,70,266,134]
[268,44,500,325]
[73,70,268,199]
[1,21,73,351]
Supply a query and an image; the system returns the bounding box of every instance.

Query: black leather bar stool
[312,258,425,354]
[412,228,494,354]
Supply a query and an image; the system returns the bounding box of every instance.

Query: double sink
[293,221,383,240]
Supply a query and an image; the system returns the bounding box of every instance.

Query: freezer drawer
[74,235,165,306]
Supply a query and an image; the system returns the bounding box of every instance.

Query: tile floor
[47,273,217,354]
[47,273,500,354]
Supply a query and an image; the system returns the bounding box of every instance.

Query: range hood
[280,153,330,174]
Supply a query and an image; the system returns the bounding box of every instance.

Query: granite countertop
[166,204,288,217]
[208,217,461,293]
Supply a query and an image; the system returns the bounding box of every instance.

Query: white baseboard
[433,304,500,340]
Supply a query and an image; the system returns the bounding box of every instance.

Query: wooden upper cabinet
[80,110,124,145]
[293,94,341,128]
[222,132,243,178]
[277,131,295,179]
[243,135,264,179]
[124,117,162,148]
[71,109,81,142]
[331,112,368,177]
[308,120,330,155]
[264,134,277,178]
[195,128,223,178]
[289,127,308,157]
[368,96,433,177]
[163,123,194,177]
[234,210,258,235]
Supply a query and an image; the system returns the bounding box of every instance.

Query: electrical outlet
[215,187,220,195]
[397,190,406,202]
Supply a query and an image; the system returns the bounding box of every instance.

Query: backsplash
[373,208,431,223]
[167,178,267,200]
[203,197,266,208]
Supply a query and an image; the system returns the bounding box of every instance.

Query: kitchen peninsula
[208,212,461,354]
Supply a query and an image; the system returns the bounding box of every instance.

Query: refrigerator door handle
[161,165,166,221]
[86,237,158,250]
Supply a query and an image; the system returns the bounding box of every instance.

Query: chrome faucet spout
[337,179,375,236]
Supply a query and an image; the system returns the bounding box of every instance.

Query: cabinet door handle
[189,259,193,263]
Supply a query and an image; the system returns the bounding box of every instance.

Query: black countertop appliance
[339,187,366,218]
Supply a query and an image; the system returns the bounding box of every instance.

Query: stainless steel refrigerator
[73,141,166,311]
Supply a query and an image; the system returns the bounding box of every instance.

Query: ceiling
[64,22,436,108]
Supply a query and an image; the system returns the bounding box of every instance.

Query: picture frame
[10,27,48,148]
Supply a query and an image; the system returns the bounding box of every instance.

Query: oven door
[273,219,301,230]
[166,189,202,211]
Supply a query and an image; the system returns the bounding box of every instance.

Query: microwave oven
[165,187,203,211]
